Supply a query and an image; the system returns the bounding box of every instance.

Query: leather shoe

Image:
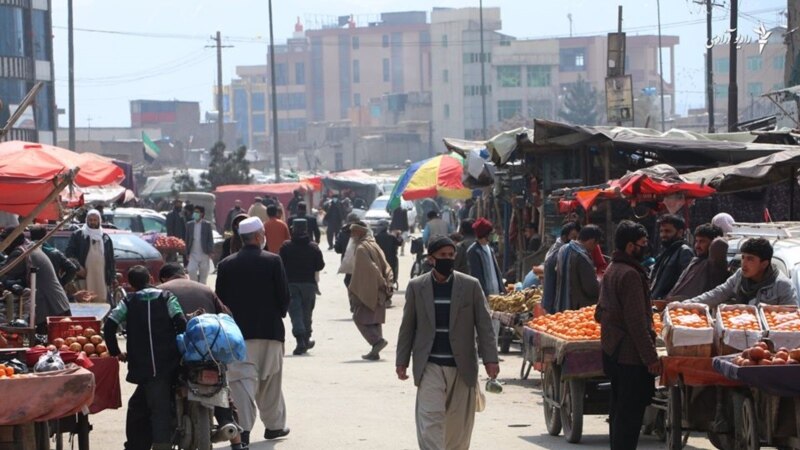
[264,428,290,440]
[362,339,388,360]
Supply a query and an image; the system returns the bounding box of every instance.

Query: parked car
[363,195,417,231]
[726,222,800,295]
[49,228,164,290]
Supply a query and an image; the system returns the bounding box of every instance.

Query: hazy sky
[51,0,787,128]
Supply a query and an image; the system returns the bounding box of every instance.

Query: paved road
[88,246,717,449]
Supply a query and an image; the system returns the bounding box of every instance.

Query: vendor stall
[214,181,316,226]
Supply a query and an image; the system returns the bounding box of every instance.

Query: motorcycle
[174,360,238,450]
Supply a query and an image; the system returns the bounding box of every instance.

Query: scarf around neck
[736,265,779,302]
[81,210,104,253]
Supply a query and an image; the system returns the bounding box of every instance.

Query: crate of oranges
[527,305,600,342]
[759,305,800,350]
[663,303,714,357]
[714,305,765,355]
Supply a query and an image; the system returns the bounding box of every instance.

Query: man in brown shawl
[348,220,394,360]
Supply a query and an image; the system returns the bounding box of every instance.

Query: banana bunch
[488,288,542,313]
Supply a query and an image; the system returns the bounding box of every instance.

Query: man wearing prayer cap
[347,220,394,360]
[215,216,292,445]
[397,235,499,449]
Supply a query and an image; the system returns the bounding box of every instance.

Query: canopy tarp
[214,181,314,226]
[321,170,382,206]
[682,146,800,193]
[445,127,534,165]
[0,141,125,218]
[530,119,799,167]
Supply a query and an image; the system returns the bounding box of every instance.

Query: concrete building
[710,26,786,128]
[0,0,57,144]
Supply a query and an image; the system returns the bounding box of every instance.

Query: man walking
[279,219,325,355]
[422,211,449,247]
[66,209,115,302]
[595,220,660,450]
[248,197,268,223]
[287,202,321,244]
[553,224,602,312]
[375,220,402,290]
[223,199,245,234]
[390,204,409,256]
[348,221,393,360]
[184,205,214,285]
[396,236,499,450]
[166,199,186,240]
[466,218,503,296]
[650,214,694,299]
[324,195,344,251]
[287,189,304,218]
[264,204,291,254]
[216,217,291,446]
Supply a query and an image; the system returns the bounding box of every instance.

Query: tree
[559,76,599,126]
[171,170,199,195]
[199,142,252,191]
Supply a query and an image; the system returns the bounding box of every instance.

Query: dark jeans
[327,224,340,249]
[288,282,317,338]
[603,352,655,450]
[125,374,174,450]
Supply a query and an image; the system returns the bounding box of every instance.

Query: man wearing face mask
[66,209,115,302]
[594,220,660,450]
[649,214,694,299]
[216,217,292,445]
[184,206,215,285]
[396,236,499,450]
[347,220,393,361]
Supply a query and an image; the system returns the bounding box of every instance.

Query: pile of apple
[45,327,110,358]
[733,341,800,366]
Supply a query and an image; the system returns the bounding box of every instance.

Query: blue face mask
[192,212,201,221]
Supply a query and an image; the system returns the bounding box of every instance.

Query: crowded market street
[84,249,716,450]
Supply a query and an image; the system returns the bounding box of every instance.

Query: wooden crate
[663,303,714,357]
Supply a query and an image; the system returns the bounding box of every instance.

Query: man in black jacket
[390,205,409,255]
[279,219,325,355]
[216,217,291,445]
[287,202,320,244]
[650,214,694,299]
[324,195,344,250]
[375,220,402,289]
[165,199,185,240]
[104,266,187,450]
[30,225,78,288]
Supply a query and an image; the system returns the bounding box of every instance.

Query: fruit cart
[654,356,742,450]
[492,311,532,354]
[487,288,543,354]
[528,327,609,444]
[713,355,800,450]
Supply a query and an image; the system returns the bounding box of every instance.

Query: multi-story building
[0,0,56,144]
[710,26,786,127]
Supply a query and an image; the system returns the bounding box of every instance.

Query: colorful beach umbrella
[387,153,471,211]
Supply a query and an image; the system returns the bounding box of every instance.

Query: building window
[353,60,360,83]
[275,93,306,110]
[747,82,763,97]
[463,52,491,64]
[497,66,521,87]
[354,93,361,107]
[275,63,288,85]
[382,35,389,48]
[444,104,450,119]
[31,10,49,61]
[0,5,25,57]
[773,56,785,70]
[559,48,586,71]
[714,84,728,100]
[714,57,729,74]
[497,100,522,121]
[383,58,390,82]
[527,99,552,119]
[746,56,762,72]
[443,69,449,83]
[463,85,492,96]
[251,93,266,112]
[442,34,448,48]
[527,65,551,87]
[335,152,344,171]
[352,36,359,50]
[252,113,266,133]
[295,62,305,85]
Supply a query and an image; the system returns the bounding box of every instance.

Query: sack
[475,383,486,412]
[177,314,246,364]
[338,240,356,274]
[34,350,65,373]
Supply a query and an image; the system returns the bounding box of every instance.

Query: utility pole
[705,0,715,132]
[68,0,75,150]
[479,0,487,139]
[656,0,666,131]
[567,13,573,37]
[208,31,231,146]
[268,0,281,182]
[728,0,739,131]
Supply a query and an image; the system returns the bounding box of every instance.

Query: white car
[363,195,417,231]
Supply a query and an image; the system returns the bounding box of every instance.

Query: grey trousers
[228,340,287,431]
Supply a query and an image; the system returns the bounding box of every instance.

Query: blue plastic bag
[177,313,246,363]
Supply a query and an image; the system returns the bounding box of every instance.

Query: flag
[142,132,160,163]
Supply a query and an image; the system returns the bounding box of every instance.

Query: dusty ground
[85,245,717,450]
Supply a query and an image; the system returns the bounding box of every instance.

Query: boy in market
[103,265,187,450]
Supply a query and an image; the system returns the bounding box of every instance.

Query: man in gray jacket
[185,205,215,285]
[684,237,798,307]
[396,236,499,450]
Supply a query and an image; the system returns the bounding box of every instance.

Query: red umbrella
[0,141,125,219]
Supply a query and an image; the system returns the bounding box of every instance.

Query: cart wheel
[542,364,562,436]
[34,422,49,450]
[736,396,759,450]
[560,379,585,443]
[520,359,532,380]
[707,431,735,450]
[190,403,212,450]
[666,385,684,450]
[77,413,91,450]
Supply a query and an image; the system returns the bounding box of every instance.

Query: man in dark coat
[223,199,245,234]
[324,195,344,251]
[375,220,402,288]
[466,218,503,296]
[650,214,694,299]
[390,205,410,256]
[453,219,476,274]
[165,199,185,240]
[287,190,304,218]
[595,220,660,450]
[30,225,78,288]
[287,202,321,244]
[215,217,291,445]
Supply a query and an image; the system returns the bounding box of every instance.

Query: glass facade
[0,5,24,57]
[31,9,48,61]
